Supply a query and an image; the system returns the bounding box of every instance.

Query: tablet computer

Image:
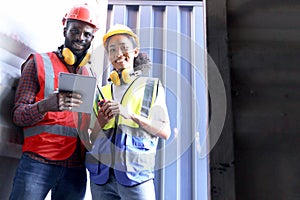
[58,72,97,114]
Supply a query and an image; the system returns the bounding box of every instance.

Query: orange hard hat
[62,3,99,31]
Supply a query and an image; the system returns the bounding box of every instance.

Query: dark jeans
[9,153,87,200]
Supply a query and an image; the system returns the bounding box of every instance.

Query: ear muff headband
[109,68,133,86]
[62,47,90,67]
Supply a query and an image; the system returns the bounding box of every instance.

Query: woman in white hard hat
[86,24,171,200]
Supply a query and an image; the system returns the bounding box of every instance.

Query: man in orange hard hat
[9,3,98,200]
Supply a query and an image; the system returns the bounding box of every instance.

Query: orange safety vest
[22,52,90,160]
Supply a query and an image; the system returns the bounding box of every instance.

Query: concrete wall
[207,0,300,199]
[228,1,300,199]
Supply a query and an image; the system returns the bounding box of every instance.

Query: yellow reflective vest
[86,77,160,186]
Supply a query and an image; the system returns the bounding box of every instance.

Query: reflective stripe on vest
[141,78,156,117]
[23,124,78,138]
[41,53,55,97]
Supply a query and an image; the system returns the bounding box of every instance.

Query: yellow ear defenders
[109,69,131,86]
[109,68,141,86]
[62,47,91,67]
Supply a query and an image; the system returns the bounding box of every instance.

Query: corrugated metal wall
[104,1,208,199]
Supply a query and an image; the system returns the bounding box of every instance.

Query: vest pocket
[125,135,156,173]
